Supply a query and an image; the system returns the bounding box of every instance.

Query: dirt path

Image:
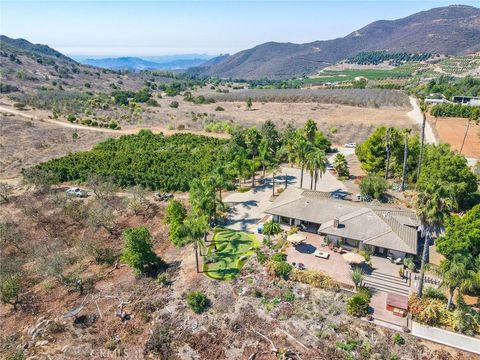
[407,97,437,144]
[0,105,229,139]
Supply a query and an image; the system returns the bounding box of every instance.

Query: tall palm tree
[401,129,411,192]
[416,185,453,297]
[416,102,428,185]
[268,159,281,197]
[439,255,479,310]
[258,138,271,178]
[293,137,311,189]
[384,127,392,180]
[183,215,209,273]
[304,119,318,143]
[306,148,327,190]
[246,158,261,187]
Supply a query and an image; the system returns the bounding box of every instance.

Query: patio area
[285,232,356,287]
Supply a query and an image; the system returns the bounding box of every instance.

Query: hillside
[192,5,480,79]
[0,36,159,95]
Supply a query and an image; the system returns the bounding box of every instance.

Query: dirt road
[0,105,229,138]
[407,97,437,144]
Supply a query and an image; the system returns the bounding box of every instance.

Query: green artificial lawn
[203,227,260,280]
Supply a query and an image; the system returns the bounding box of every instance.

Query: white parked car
[344,143,356,148]
[66,187,87,197]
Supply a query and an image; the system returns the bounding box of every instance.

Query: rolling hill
[191,5,480,79]
[81,56,211,71]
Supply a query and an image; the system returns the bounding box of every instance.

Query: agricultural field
[437,53,480,77]
[211,88,410,107]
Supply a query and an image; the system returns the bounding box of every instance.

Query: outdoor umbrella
[343,252,365,264]
[287,233,306,245]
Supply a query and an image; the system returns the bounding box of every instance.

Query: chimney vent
[333,217,340,228]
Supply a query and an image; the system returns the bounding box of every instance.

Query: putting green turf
[203,227,260,280]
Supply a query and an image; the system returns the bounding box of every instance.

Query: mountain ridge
[191,5,480,79]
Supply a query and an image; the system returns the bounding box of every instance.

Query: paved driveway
[224,165,347,231]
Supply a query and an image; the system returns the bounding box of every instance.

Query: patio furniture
[338,247,345,254]
[287,233,306,246]
[314,250,330,259]
[394,257,403,265]
[343,252,365,265]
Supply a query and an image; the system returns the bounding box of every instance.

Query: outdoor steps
[363,271,411,296]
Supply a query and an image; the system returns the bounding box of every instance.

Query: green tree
[333,153,350,178]
[418,144,477,210]
[351,267,364,290]
[436,204,480,259]
[262,220,281,242]
[439,255,479,310]
[400,129,411,191]
[416,185,454,297]
[304,119,318,143]
[258,138,271,178]
[416,102,428,185]
[246,97,253,110]
[359,175,388,200]
[260,120,280,152]
[121,227,161,274]
[182,215,209,273]
[306,147,327,190]
[293,134,311,188]
[164,199,187,225]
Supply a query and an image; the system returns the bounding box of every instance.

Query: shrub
[169,101,179,108]
[90,246,117,265]
[186,291,209,314]
[67,114,77,122]
[271,252,287,262]
[121,227,161,274]
[403,257,415,271]
[347,290,371,317]
[0,274,21,309]
[423,286,447,301]
[146,98,159,107]
[290,269,333,289]
[282,289,296,302]
[359,175,388,200]
[164,199,186,224]
[255,249,268,264]
[215,106,224,111]
[267,258,292,279]
[393,333,405,345]
[408,295,452,326]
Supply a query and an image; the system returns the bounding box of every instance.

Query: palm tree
[416,102,428,185]
[416,185,453,297]
[401,129,411,192]
[384,127,392,180]
[306,148,327,190]
[351,266,364,290]
[304,119,318,143]
[246,158,261,187]
[459,109,479,154]
[258,138,271,178]
[293,136,311,189]
[333,153,349,178]
[262,220,281,242]
[268,159,281,196]
[439,255,479,310]
[183,215,209,273]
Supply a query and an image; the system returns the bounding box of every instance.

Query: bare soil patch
[431,115,480,159]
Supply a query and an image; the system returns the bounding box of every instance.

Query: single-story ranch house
[265,187,420,259]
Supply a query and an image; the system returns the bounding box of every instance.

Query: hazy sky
[1,1,478,57]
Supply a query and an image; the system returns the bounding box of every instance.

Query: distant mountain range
[79,55,215,71]
[190,5,480,79]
